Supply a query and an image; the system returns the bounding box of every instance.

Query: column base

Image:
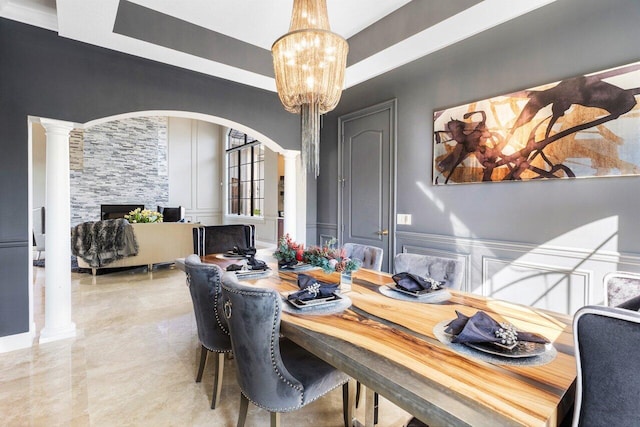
[39,322,77,344]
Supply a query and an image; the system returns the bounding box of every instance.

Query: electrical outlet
[397,214,412,225]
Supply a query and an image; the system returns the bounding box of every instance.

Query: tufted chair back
[221,271,351,426]
[221,272,305,411]
[185,254,231,351]
[344,243,384,271]
[394,253,463,290]
[184,254,232,409]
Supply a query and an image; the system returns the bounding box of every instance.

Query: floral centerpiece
[273,234,304,267]
[303,240,361,274]
[124,208,163,223]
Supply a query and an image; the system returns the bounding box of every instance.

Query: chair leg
[237,393,249,427]
[196,345,208,383]
[374,392,379,425]
[355,381,361,408]
[270,412,281,427]
[211,352,225,409]
[343,379,356,427]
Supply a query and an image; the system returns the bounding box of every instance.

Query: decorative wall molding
[481,257,591,315]
[396,229,640,313]
[397,230,640,266]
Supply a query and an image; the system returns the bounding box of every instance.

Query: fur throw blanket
[71,219,139,268]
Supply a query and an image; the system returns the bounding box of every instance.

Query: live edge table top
[201,254,576,427]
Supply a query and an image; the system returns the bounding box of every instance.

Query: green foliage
[124,208,163,223]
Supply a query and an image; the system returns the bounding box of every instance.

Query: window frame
[225,129,264,218]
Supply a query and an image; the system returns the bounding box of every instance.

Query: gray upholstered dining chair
[393,252,464,290]
[343,245,383,421]
[603,271,640,307]
[184,254,232,409]
[343,243,384,271]
[572,300,640,427]
[220,272,354,427]
[392,252,464,427]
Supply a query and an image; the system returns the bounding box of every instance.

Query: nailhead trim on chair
[224,284,348,412]
[186,264,232,354]
[210,266,230,336]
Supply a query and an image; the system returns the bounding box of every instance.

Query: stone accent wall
[69,129,83,171]
[70,117,169,225]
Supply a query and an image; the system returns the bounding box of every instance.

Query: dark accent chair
[157,205,185,222]
[193,224,255,256]
[221,272,354,427]
[393,253,464,290]
[572,299,640,427]
[343,243,384,271]
[184,254,232,409]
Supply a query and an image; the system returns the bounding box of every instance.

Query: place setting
[216,246,257,260]
[379,272,452,303]
[224,249,272,279]
[281,273,352,315]
[433,310,557,366]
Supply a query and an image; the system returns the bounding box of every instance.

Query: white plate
[216,253,247,260]
[234,269,270,279]
[390,284,442,298]
[286,293,343,309]
[379,285,451,304]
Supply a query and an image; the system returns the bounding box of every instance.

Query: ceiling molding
[2,0,558,92]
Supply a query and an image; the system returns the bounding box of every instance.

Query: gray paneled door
[338,99,396,272]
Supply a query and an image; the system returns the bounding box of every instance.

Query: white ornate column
[282,150,299,240]
[39,118,76,344]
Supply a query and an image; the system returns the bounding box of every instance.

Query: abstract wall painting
[433,61,640,185]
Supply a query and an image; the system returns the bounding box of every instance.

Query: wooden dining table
[200,253,576,427]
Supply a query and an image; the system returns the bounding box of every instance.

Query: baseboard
[0,324,36,353]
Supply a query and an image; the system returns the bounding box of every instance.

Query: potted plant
[124,208,163,223]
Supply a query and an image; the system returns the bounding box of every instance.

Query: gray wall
[0,19,299,338]
[318,0,640,309]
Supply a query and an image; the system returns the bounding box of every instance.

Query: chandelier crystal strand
[272,0,348,177]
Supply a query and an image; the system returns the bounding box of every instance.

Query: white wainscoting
[397,230,640,314]
[481,257,591,315]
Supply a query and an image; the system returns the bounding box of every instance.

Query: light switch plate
[397,214,412,225]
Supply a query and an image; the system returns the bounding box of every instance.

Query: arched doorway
[28,110,305,345]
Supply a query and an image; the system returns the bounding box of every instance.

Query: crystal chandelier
[272,0,348,177]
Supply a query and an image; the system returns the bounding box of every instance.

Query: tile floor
[0,264,411,426]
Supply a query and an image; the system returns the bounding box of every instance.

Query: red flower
[296,248,304,261]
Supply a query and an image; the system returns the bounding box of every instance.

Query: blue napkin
[445,310,549,344]
[231,246,257,256]
[287,274,338,302]
[392,272,443,292]
[226,256,268,272]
